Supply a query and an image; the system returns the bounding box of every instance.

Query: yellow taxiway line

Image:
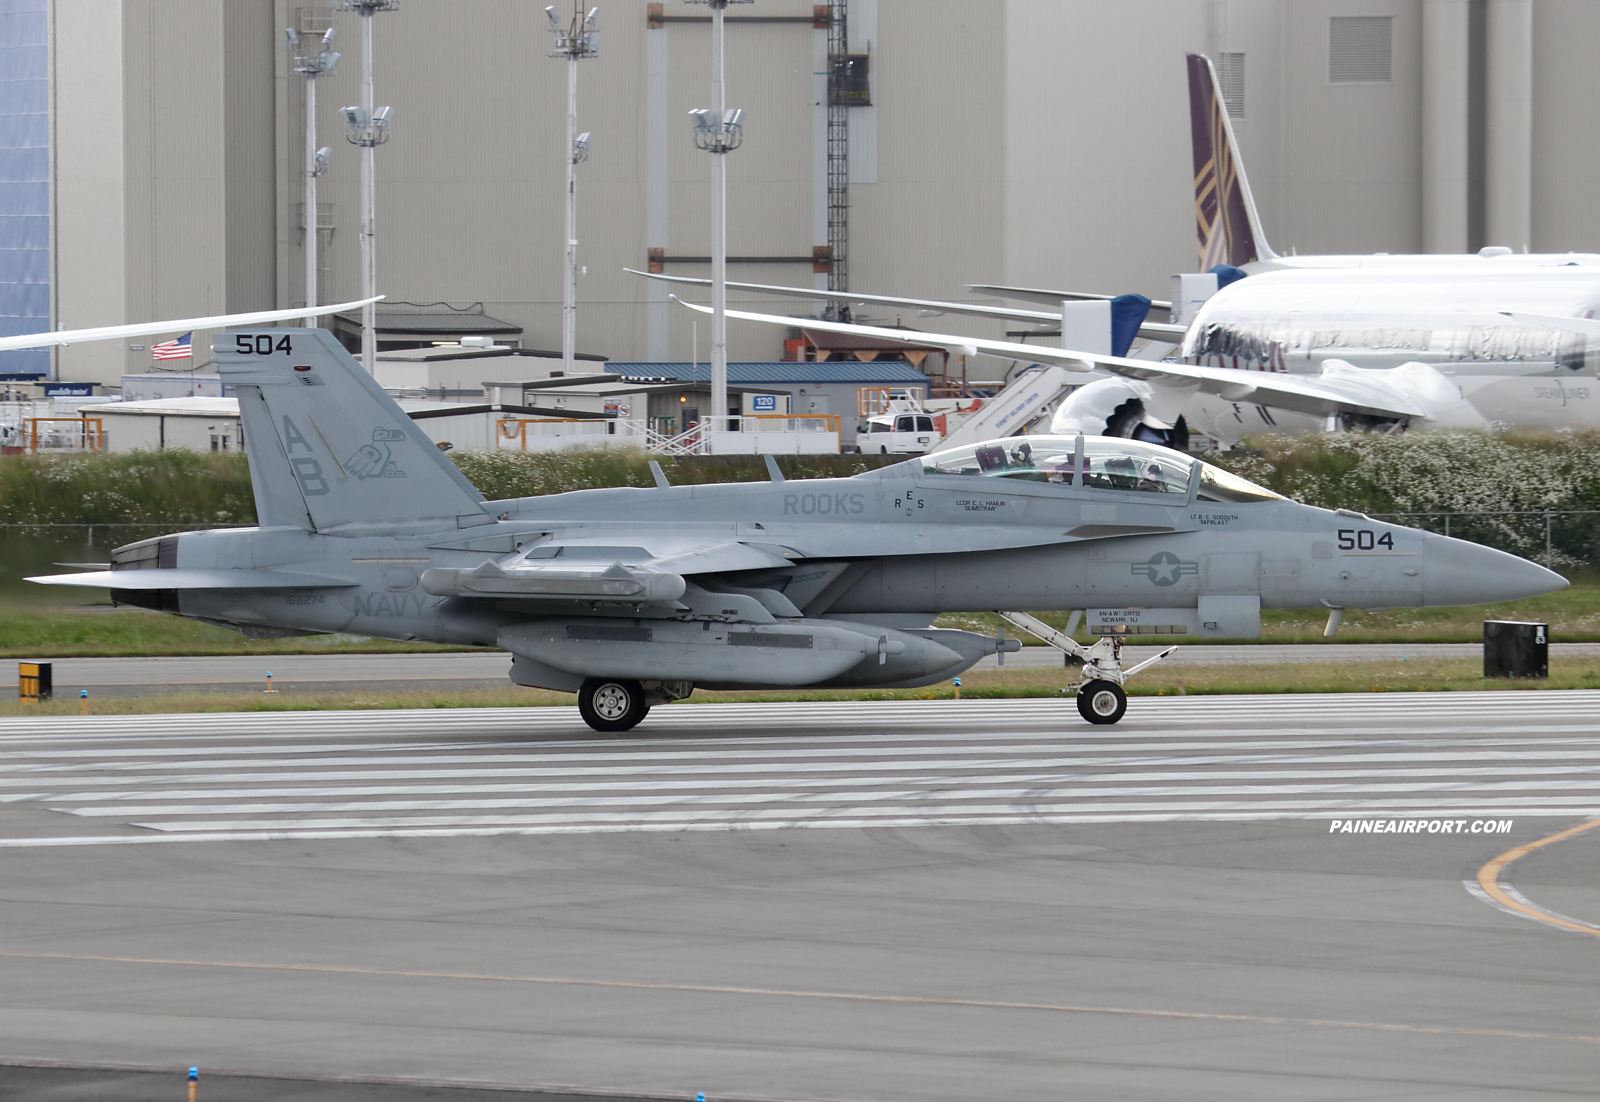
[1475,816,1600,936]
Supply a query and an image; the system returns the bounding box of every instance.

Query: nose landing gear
[996,611,1177,725]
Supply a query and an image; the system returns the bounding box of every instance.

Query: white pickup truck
[858,412,941,454]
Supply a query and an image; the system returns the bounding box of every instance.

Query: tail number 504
[1338,528,1393,551]
[234,334,294,355]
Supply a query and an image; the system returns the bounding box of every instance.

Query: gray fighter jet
[32,329,1566,728]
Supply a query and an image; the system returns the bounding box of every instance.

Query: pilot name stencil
[956,499,1006,512]
[1193,513,1239,525]
[1133,551,1200,586]
[783,492,865,516]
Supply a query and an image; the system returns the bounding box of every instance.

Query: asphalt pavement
[1,693,1599,1100]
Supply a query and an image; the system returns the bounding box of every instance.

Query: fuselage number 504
[1338,528,1393,551]
[235,334,293,355]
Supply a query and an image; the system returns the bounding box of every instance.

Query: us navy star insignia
[1132,551,1199,587]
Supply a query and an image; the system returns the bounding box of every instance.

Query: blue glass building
[0,0,47,378]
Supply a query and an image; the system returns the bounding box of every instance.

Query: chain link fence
[1366,510,1600,571]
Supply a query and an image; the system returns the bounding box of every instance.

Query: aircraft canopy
[919,435,1283,503]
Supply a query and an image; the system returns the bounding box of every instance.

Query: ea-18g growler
[33,330,1566,728]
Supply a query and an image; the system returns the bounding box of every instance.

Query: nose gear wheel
[1077,680,1128,725]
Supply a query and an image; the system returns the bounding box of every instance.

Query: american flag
[151,332,193,361]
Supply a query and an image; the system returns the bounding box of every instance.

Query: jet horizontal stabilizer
[26,568,358,589]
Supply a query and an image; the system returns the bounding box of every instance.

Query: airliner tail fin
[1186,52,1276,268]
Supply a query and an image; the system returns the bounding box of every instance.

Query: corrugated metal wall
[45,1,1600,390]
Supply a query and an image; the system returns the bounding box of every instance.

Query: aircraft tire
[1076,680,1127,725]
[578,678,651,732]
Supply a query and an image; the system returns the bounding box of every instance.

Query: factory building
[14,1,1600,389]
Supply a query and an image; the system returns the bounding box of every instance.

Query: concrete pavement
[1,694,1598,1100]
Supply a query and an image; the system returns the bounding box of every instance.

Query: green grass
[6,656,1596,716]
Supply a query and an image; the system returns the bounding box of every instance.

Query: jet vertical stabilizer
[1187,52,1275,268]
[216,328,491,533]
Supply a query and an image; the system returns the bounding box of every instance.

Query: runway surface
[4,642,1598,696]
[2,693,1599,845]
[2,693,1599,1100]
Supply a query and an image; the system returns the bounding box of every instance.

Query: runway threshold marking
[0,949,1596,1047]
[1471,816,1600,936]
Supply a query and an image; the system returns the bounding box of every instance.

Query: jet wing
[970,283,1175,320]
[27,569,359,589]
[687,301,1426,422]
[0,296,384,353]
[630,270,1185,342]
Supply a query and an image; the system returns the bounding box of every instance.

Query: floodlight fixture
[288,26,339,77]
[313,146,332,177]
[546,1,599,59]
[572,132,592,163]
[342,104,392,146]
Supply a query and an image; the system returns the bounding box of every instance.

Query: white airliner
[637,54,1600,446]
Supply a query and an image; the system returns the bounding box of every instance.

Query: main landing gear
[575,678,694,733]
[997,611,1177,726]
[578,678,650,733]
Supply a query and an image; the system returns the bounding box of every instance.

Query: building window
[1217,52,1245,119]
[210,433,231,452]
[1329,16,1393,83]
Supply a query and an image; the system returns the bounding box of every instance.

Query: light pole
[546,5,599,378]
[337,0,398,374]
[688,0,750,449]
[287,27,338,327]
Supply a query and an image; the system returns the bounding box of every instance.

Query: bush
[1211,429,1600,565]
[0,450,255,526]
[450,450,898,501]
[0,448,900,526]
[8,434,1595,564]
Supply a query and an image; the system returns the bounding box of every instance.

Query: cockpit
[918,435,1284,503]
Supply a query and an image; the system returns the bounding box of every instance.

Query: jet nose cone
[1422,535,1568,607]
